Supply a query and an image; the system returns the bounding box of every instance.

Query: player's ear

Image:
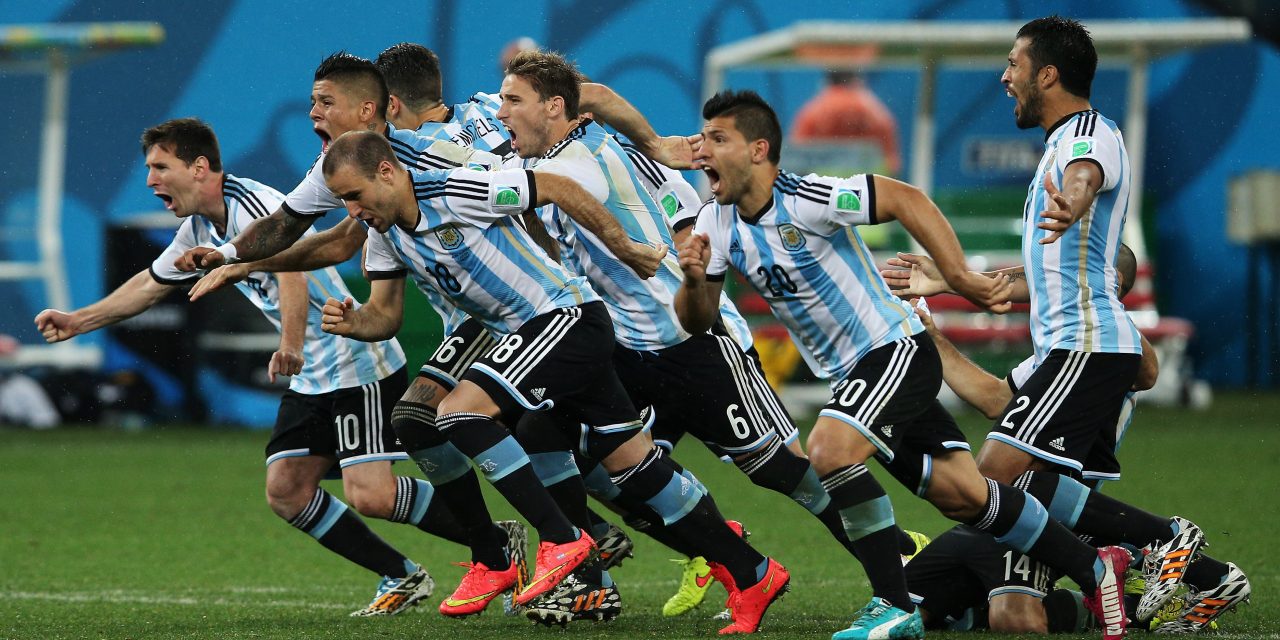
[192,155,210,177]
[1038,63,1058,90]
[377,160,395,182]
[547,95,564,119]
[386,95,401,120]
[750,138,770,164]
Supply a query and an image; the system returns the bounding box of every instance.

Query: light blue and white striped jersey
[280,125,502,335]
[531,121,689,351]
[414,92,512,156]
[694,172,922,381]
[1024,110,1142,361]
[150,174,406,395]
[363,167,599,335]
[621,142,754,351]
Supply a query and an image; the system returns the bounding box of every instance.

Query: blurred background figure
[790,69,901,176]
[498,36,539,75]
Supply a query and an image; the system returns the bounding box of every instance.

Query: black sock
[1018,470,1175,546]
[394,402,509,566]
[611,449,765,587]
[438,412,576,543]
[386,477,470,546]
[968,478,1101,593]
[821,465,913,612]
[289,488,411,578]
[1044,589,1093,633]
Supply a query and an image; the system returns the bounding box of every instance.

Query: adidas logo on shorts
[531,388,546,401]
[881,425,894,437]
[1048,436,1066,451]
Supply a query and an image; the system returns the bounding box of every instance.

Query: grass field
[2,392,1278,639]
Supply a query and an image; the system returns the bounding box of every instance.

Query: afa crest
[777,223,806,251]
[435,225,464,251]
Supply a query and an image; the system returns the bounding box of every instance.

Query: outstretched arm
[914,303,1011,419]
[882,254,1030,304]
[873,176,1012,312]
[530,170,666,277]
[579,82,698,169]
[175,208,318,272]
[34,270,173,342]
[189,217,366,300]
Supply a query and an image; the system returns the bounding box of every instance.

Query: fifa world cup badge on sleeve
[491,182,523,211]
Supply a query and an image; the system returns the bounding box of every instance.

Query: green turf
[2,392,1277,639]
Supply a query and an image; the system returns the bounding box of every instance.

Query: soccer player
[317,129,787,633]
[883,248,1252,633]
[620,139,930,618]
[33,118,469,617]
[497,50,832,630]
[676,89,1136,640]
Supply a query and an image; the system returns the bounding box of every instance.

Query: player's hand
[33,309,78,343]
[321,297,357,336]
[881,252,949,297]
[949,271,1014,314]
[678,232,711,282]
[617,241,668,279]
[189,264,249,301]
[1037,172,1079,245]
[268,346,304,383]
[174,246,216,272]
[650,134,700,170]
[686,133,705,168]
[912,298,941,337]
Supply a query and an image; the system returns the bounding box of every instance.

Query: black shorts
[463,302,641,455]
[265,367,409,469]
[419,317,498,391]
[907,525,1058,629]
[614,332,797,458]
[819,332,966,461]
[1081,393,1136,485]
[987,350,1140,477]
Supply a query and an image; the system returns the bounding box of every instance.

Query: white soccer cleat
[350,566,434,617]
[1136,516,1205,621]
[1154,562,1250,634]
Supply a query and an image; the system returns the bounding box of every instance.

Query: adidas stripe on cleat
[1136,516,1204,622]
[350,567,434,617]
[525,569,622,626]
[1154,562,1250,634]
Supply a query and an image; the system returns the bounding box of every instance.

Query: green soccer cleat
[900,530,931,565]
[663,556,715,617]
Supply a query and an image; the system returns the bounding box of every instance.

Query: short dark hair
[1016,16,1096,99]
[1117,243,1137,298]
[314,51,389,119]
[701,90,783,164]
[322,130,397,180]
[375,43,443,112]
[140,117,222,172]
[504,49,581,120]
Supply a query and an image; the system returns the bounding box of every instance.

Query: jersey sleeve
[415,167,536,228]
[1006,355,1037,394]
[363,228,407,280]
[535,144,609,203]
[691,203,728,281]
[148,218,204,285]
[790,173,878,236]
[283,155,342,217]
[622,145,704,232]
[1056,115,1122,192]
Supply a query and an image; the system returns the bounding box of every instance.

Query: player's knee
[264,475,313,520]
[345,485,395,519]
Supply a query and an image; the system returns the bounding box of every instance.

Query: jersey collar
[1044,109,1093,141]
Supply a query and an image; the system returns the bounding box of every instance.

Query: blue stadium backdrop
[1,0,1276,421]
